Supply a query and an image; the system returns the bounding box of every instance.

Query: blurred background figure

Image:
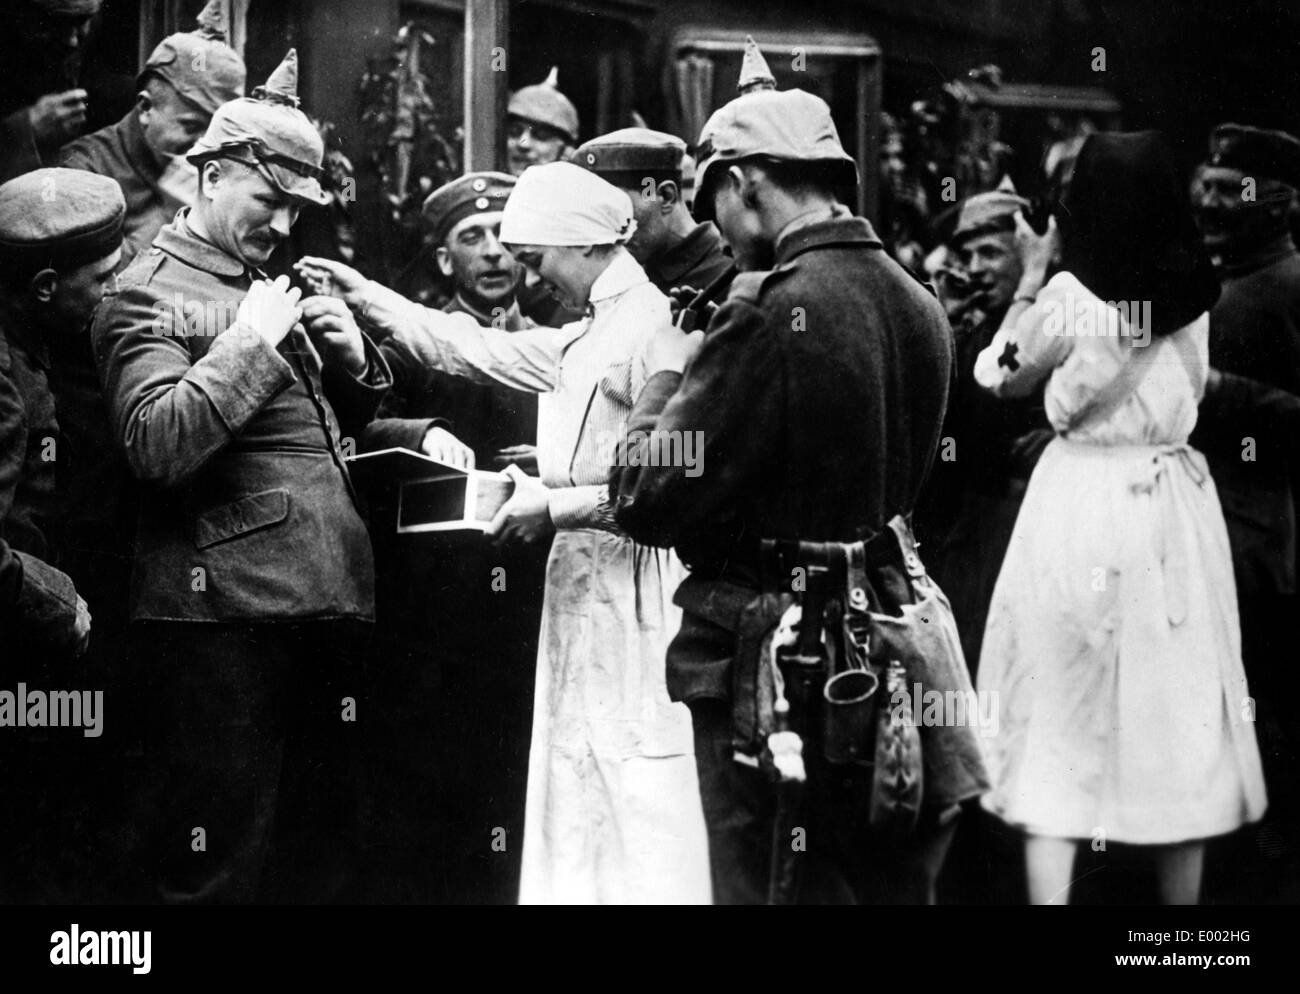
[505,66,578,177]
[1190,122,1300,903]
[59,0,246,272]
[1,0,103,182]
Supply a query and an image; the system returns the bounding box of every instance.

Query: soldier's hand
[237,275,302,349]
[293,257,369,309]
[28,89,88,146]
[667,285,719,330]
[72,594,91,658]
[300,295,366,374]
[648,318,704,375]
[493,444,539,476]
[421,426,475,470]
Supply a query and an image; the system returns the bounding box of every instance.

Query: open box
[346,447,515,535]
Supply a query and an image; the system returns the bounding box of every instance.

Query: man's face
[200,160,300,267]
[504,242,600,310]
[710,167,772,272]
[138,81,211,158]
[618,181,670,265]
[506,117,570,176]
[1193,164,1282,257]
[880,134,906,190]
[43,247,121,331]
[956,230,1022,314]
[436,210,521,309]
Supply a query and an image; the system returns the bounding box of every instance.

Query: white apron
[362,252,712,902]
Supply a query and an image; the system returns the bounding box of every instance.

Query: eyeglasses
[507,120,566,145]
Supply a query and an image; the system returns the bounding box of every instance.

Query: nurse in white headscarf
[297,162,712,905]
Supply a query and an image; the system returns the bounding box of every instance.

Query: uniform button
[475,196,489,210]
[471,178,487,192]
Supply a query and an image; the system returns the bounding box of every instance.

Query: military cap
[422,171,515,246]
[139,0,246,117]
[188,49,329,206]
[507,67,579,143]
[1206,122,1300,190]
[951,177,1029,244]
[694,88,858,219]
[0,168,124,268]
[573,128,685,186]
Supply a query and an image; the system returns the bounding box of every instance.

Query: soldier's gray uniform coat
[0,308,79,651]
[91,211,390,622]
[60,111,187,274]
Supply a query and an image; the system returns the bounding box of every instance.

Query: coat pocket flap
[194,489,290,550]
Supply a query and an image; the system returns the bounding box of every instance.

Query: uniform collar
[445,292,527,329]
[588,247,649,307]
[773,206,883,267]
[646,222,726,288]
[154,209,253,278]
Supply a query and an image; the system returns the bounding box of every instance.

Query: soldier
[506,68,585,327]
[61,0,246,273]
[914,182,1051,677]
[49,4,246,742]
[505,66,578,178]
[1,0,102,183]
[573,128,734,297]
[0,167,122,901]
[609,84,986,904]
[91,50,391,904]
[1190,123,1300,901]
[347,172,546,903]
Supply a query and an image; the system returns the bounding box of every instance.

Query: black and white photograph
[0,0,1294,975]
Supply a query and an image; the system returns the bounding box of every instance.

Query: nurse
[296,161,712,904]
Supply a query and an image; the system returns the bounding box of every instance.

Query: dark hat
[1063,131,1218,337]
[139,0,246,116]
[1206,122,1300,190]
[0,168,124,269]
[573,128,685,186]
[507,67,579,142]
[422,172,516,246]
[694,88,858,220]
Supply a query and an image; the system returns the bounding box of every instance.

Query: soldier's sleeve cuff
[12,551,79,654]
[191,323,297,434]
[359,417,448,454]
